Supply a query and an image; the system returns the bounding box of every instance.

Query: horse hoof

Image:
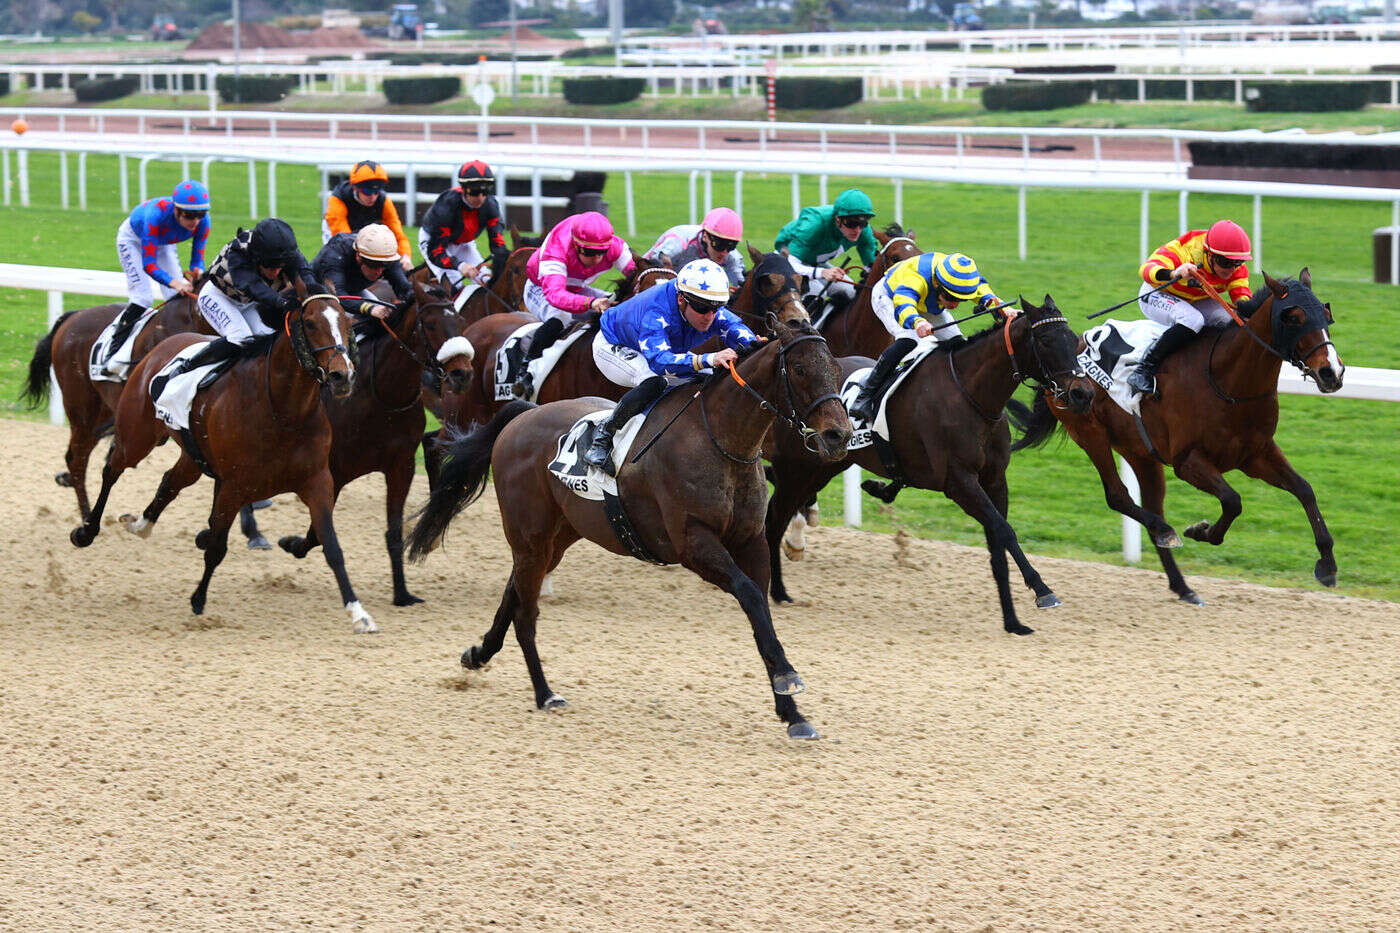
[804,505,820,528]
[1153,529,1183,549]
[787,721,821,741]
[772,588,793,605]
[541,694,568,711]
[1006,621,1035,636]
[119,513,153,539]
[54,471,74,488]
[771,671,805,696]
[781,541,805,562]
[246,534,272,551]
[393,591,426,607]
[352,616,379,635]
[1178,589,1206,606]
[195,529,209,551]
[1183,521,1211,543]
[461,645,483,670]
[190,593,206,615]
[70,526,94,548]
[277,535,306,556]
[1314,562,1337,588]
[1035,592,1062,609]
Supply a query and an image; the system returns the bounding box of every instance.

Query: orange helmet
[349,160,390,186]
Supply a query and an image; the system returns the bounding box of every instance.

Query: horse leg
[384,456,423,606]
[69,430,147,548]
[299,470,375,634]
[764,463,828,604]
[61,424,100,519]
[978,470,1032,635]
[190,487,238,615]
[238,504,270,550]
[1069,422,1182,549]
[1125,452,1204,605]
[683,524,814,739]
[1241,442,1337,587]
[1174,451,1243,547]
[119,452,202,539]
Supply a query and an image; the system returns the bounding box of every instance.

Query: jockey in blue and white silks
[583,258,759,475]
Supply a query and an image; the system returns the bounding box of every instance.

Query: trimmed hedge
[216,75,297,104]
[982,80,1092,112]
[0,75,8,96]
[774,76,862,109]
[1246,81,1371,112]
[562,76,645,105]
[383,76,461,105]
[559,44,615,59]
[1013,64,1115,74]
[1091,78,1234,101]
[1189,140,1400,172]
[74,75,140,103]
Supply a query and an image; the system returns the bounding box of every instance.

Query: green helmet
[832,188,875,219]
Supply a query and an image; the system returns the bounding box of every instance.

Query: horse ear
[758,273,782,298]
[1019,294,1031,312]
[874,228,889,246]
[294,275,309,302]
[906,227,914,240]
[323,277,337,297]
[659,253,672,270]
[509,223,521,249]
[1298,266,1311,289]
[1263,272,1289,298]
[747,242,764,265]
[1323,301,1333,324]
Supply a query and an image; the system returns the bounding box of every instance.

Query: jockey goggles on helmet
[837,214,871,230]
[703,231,738,254]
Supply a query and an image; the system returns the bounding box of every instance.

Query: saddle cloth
[546,410,649,501]
[493,319,593,402]
[453,281,480,313]
[1078,318,1168,417]
[839,336,941,451]
[150,338,229,431]
[89,307,160,383]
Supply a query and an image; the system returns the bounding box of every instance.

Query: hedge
[0,75,8,96]
[774,76,862,109]
[1013,64,1116,74]
[383,76,461,105]
[1091,78,1235,101]
[215,75,297,104]
[982,81,1092,112]
[562,76,645,105]
[1246,81,1371,112]
[1189,140,1400,173]
[559,44,615,59]
[74,75,140,103]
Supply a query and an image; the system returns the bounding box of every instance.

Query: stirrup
[1126,369,1156,397]
[583,440,615,476]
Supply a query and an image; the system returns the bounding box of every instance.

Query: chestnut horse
[1008,270,1344,604]
[813,225,920,360]
[274,276,476,605]
[766,297,1097,635]
[68,283,376,632]
[407,315,853,739]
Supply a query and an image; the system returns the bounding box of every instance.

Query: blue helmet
[171,179,211,211]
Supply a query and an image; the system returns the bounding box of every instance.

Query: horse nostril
[821,427,848,448]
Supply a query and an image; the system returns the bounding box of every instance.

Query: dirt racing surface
[1,418,1396,930]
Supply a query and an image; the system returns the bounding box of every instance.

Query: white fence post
[1017,186,1027,261]
[1139,189,1150,259]
[47,290,64,426]
[78,152,86,210]
[17,149,28,207]
[247,159,257,218]
[733,170,743,221]
[624,170,636,238]
[58,151,68,210]
[119,154,128,209]
[1119,455,1142,563]
[268,161,277,217]
[1253,194,1262,271]
[2,149,9,206]
[843,464,862,528]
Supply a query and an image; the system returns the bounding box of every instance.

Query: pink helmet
[701,207,743,241]
[570,211,615,249]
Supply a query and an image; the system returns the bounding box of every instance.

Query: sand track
[1,418,1395,931]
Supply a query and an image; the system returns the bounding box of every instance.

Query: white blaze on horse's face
[322,307,354,376]
[1321,329,1343,376]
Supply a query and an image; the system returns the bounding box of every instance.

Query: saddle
[494,313,600,402]
[1078,318,1169,417]
[89,306,160,383]
[150,338,242,433]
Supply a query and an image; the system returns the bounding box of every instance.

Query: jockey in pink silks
[513,211,636,389]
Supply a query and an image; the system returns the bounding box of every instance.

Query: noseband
[284,294,354,384]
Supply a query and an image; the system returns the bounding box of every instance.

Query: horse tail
[408,400,535,561]
[21,310,79,408]
[1007,392,1061,452]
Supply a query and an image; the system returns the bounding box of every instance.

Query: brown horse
[1008,270,1343,603]
[406,314,853,739]
[766,297,1097,635]
[814,226,920,360]
[274,276,475,605]
[68,283,375,631]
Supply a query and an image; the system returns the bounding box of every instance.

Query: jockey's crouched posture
[849,251,1002,423]
[644,207,746,289]
[774,188,878,318]
[322,159,414,272]
[583,258,758,476]
[1127,219,1255,396]
[313,224,412,320]
[419,160,510,291]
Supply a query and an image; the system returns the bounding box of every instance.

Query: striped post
[765,59,777,123]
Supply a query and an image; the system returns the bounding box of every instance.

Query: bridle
[1202,287,1336,404]
[948,309,1083,423]
[633,266,675,294]
[700,331,842,461]
[267,293,354,429]
[353,291,463,412]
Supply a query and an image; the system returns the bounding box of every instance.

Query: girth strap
[602,492,672,566]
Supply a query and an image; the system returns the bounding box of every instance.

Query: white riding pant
[592,331,655,388]
[524,280,609,326]
[116,218,180,307]
[196,281,275,344]
[871,281,964,343]
[1138,280,1232,333]
[418,229,485,289]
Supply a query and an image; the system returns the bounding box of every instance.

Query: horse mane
[882,222,908,239]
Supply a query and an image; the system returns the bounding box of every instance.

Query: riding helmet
[676,258,730,305]
[1204,219,1252,261]
[933,253,982,301]
[832,188,875,219]
[570,211,615,250]
[349,160,390,186]
[354,224,400,263]
[249,218,300,267]
[457,160,494,188]
[701,207,743,242]
[171,179,211,212]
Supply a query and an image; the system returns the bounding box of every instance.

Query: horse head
[614,255,671,302]
[867,224,919,283]
[1261,269,1344,394]
[291,278,356,398]
[1014,294,1095,413]
[749,252,807,324]
[762,311,852,461]
[414,276,475,395]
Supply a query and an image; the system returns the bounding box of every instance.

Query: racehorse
[68,282,377,632]
[1008,270,1344,603]
[766,296,1097,636]
[274,276,475,606]
[407,314,853,739]
[813,225,920,360]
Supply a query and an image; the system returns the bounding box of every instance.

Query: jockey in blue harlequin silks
[582,258,759,475]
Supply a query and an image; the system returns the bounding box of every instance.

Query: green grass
[2,155,1396,601]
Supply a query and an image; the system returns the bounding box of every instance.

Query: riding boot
[101,302,148,368]
[850,337,916,424]
[1125,323,1197,397]
[583,375,668,477]
[513,317,566,397]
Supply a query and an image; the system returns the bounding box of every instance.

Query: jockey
[849,251,1002,424]
[196,218,319,352]
[103,179,211,370]
[418,159,509,291]
[583,258,758,475]
[312,224,412,320]
[322,160,413,272]
[773,187,878,317]
[1126,219,1255,396]
[510,210,636,398]
[643,207,746,289]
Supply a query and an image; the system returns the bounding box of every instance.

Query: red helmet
[456,160,494,187]
[1205,220,1252,261]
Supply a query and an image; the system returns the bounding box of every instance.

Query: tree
[71,9,102,31]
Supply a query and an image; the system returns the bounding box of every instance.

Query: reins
[948,308,1076,422]
[267,293,351,430]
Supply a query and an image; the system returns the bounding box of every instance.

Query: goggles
[463,185,493,197]
[837,215,871,230]
[359,257,393,270]
[683,295,724,315]
[1209,252,1245,271]
[355,182,386,196]
[576,245,607,258]
[175,208,207,221]
[704,232,738,253]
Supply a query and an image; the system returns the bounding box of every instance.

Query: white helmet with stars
[675,258,729,305]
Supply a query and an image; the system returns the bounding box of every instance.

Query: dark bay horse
[68,283,377,631]
[407,315,853,740]
[275,276,475,605]
[766,297,1097,636]
[1008,270,1344,603]
[814,226,920,360]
